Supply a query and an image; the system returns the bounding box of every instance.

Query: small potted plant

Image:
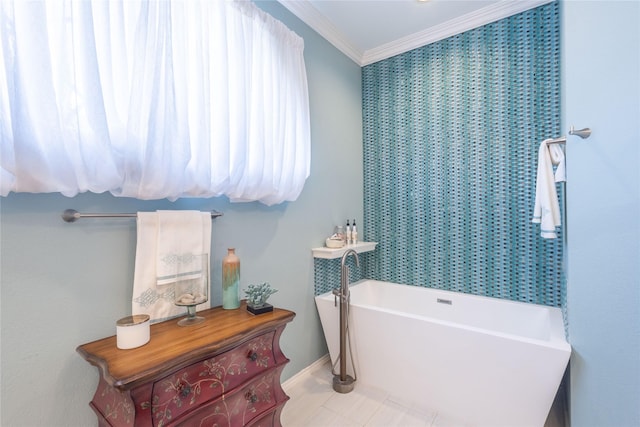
[244,282,278,314]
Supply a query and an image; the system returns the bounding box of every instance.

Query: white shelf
[311,242,378,259]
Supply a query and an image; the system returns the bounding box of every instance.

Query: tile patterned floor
[281,358,472,427]
[281,357,566,427]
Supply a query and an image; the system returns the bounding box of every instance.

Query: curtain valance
[0,0,310,205]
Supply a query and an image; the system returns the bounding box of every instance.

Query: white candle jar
[116,314,150,349]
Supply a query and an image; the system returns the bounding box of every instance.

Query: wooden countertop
[77,302,295,390]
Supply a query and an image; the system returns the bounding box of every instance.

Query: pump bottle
[352,219,358,245]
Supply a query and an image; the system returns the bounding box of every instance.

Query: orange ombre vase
[222,248,240,309]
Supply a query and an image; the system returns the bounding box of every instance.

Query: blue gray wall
[361,3,564,308]
[563,1,640,425]
[0,2,363,425]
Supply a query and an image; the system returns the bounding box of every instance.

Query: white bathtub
[315,279,571,427]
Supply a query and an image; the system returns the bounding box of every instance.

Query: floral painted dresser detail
[77,302,295,426]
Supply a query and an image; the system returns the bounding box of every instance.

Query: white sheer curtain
[0,0,310,205]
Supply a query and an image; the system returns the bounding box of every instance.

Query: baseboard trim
[282,354,330,393]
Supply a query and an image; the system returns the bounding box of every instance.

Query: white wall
[563,1,640,425]
[0,2,363,425]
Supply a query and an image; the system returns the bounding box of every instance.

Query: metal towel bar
[546,125,592,145]
[62,209,223,223]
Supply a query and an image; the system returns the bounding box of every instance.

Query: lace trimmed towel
[132,211,212,322]
[532,140,566,239]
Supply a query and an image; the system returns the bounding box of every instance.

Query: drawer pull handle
[245,391,258,403]
[248,351,258,361]
[179,384,191,398]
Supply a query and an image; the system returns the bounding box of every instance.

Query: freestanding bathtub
[315,279,571,427]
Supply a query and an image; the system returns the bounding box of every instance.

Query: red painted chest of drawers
[77,303,295,427]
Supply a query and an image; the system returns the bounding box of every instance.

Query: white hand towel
[156,211,209,285]
[132,211,212,322]
[532,140,566,239]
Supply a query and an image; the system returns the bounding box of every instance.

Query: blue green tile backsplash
[315,2,564,310]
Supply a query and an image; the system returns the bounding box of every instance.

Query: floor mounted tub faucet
[331,248,360,393]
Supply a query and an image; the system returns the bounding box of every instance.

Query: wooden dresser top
[77,302,295,390]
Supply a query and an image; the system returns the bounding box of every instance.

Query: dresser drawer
[246,407,282,427]
[150,331,276,427]
[172,368,284,427]
[78,305,295,427]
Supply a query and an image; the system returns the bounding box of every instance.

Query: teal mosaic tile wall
[360,2,564,307]
[313,252,375,296]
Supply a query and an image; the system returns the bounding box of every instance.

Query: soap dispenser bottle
[346,220,352,245]
[352,219,358,245]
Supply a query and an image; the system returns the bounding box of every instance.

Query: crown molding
[277,0,363,64]
[277,0,554,67]
[361,0,554,66]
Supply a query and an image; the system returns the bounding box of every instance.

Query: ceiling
[276,0,553,66]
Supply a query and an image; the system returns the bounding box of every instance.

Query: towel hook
[568,126,591,139]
